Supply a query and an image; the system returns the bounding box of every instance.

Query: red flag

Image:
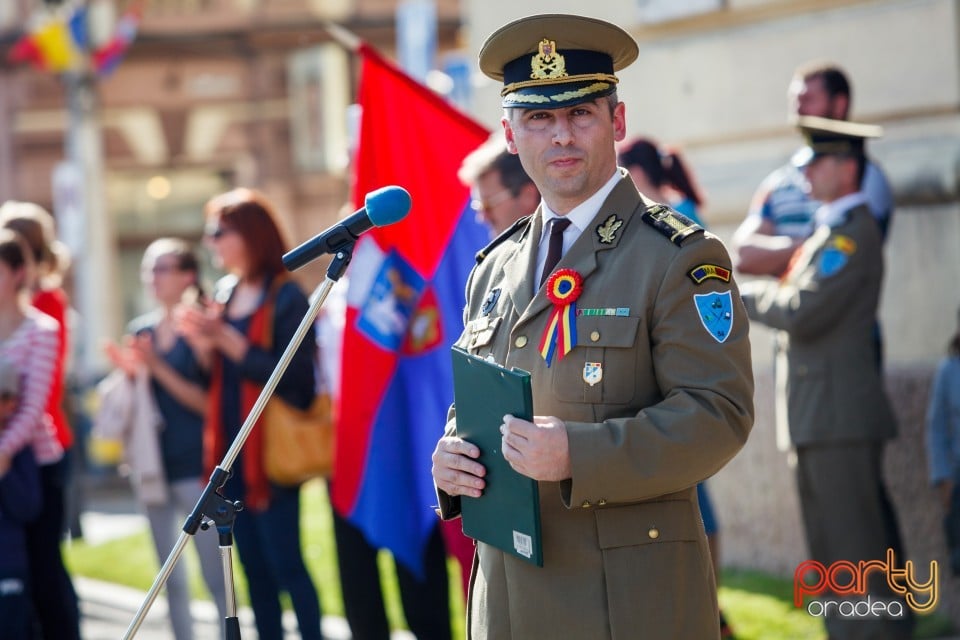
[332,42,490,574]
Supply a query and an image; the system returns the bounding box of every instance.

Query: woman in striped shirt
[0,227,80,639]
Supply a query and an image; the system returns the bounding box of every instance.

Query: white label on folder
[513,531,533,558]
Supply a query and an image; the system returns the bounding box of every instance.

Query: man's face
[789,76,845,119]
[472,170,530,236]
[802,154,852,202]
[502,98,625,214]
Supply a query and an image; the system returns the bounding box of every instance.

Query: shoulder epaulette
[641,204,704,247]
[475,214,533,264]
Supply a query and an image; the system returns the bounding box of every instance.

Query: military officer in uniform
[431,14,755,639]
[741,117,913,640]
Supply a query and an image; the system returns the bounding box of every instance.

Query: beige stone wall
[465,0,960,215]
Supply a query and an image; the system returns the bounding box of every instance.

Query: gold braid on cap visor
[500,73,619,97]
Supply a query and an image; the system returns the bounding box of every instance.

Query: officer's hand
[432,436,486,498]
[501,414,571,482]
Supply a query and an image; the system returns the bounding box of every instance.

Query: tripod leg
[122,533,192,639]
[218,530,242,640]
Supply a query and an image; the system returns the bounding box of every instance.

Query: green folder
[451,347,542,566]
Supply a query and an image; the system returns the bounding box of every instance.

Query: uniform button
[648,527,660,540]
[590,331,600,342]
[515,336,528,348]
[798,365,808,376]
[598,498,607,506]
[581,500,592,509]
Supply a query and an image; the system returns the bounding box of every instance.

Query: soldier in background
[741,117,912,640]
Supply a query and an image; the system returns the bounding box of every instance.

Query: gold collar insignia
[596,214,623,244]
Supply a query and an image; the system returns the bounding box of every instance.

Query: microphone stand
[123,247,353,640]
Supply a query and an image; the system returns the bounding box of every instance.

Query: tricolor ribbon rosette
[538,268,583,366]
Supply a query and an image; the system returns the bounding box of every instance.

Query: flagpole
[323,22,362,52]
[63,65,120,379]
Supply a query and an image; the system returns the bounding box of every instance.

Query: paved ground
[74,474,411,640]
[77,574,356,639]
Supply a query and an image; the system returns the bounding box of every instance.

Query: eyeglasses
[141,263,182,281]
[150,264,181,275]
[470,189,513,213]
[205,227,234,240]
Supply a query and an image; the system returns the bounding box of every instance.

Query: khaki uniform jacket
[437,172,755,640]
[741,203,897,447]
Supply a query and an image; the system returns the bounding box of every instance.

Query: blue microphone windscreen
[365,186,412,227]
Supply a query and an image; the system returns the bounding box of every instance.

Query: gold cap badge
[530,39,567,80]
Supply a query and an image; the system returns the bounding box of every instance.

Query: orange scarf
[203,277,286,512]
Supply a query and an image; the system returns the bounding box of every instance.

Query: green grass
[64,481,953,640]
[719,569,956,640]
[719,569,825,639]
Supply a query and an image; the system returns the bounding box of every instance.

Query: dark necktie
[539,217,571,288]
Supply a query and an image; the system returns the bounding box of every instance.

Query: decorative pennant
[538,269,583,366]
[6,2,143,77]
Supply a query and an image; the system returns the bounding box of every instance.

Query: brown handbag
[262,391,334,485]
[258,276,334,486]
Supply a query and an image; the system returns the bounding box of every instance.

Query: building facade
[0,0,466,373]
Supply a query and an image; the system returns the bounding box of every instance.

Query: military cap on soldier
[478,14,639,109]
[792,115,883,167]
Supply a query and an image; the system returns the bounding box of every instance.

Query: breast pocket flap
[578,315,641,349]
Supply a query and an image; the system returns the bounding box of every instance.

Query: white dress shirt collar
[814,191,869,228]
[539,169,622,238]
[535,170,622,292]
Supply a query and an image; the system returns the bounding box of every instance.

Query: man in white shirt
[733,62,894,278]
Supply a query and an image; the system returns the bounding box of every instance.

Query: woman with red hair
[178,188,322,640]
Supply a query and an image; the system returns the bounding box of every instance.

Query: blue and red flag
[332,42,490,576]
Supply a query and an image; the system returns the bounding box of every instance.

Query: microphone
[283,185,412,271]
